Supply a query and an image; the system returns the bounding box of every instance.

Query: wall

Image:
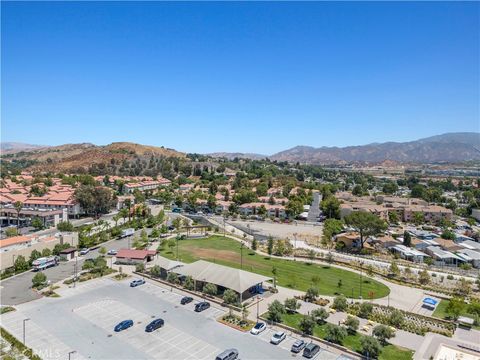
[0,232,78,271]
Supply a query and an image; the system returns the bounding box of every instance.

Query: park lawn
[160,236,389,299]
[432,300,480,330]
[279,313,412,360]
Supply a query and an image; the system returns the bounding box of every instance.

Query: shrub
[360,336,381,358]
[167,272,179,284]
[284,298,301,313]
[223,289,238,305]
[388,309,404,328]
[311,307,329,324]
[358,302,374,319]
[298,315,315,335]
[333,295,348,312]
[32,272,47,288]
[345,316,359,334]
[203,283,218,296]
[372,324,395,344]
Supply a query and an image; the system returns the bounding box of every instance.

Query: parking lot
[1,277,352,360]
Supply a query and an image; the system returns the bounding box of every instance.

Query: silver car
[270,331,286,345]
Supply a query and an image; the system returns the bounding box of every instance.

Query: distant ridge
[206,132,480,164]
[0,142,48,154]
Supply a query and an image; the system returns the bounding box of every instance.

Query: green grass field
[432,299,480,330]
[160,235,390,299]
[281,313,413,360]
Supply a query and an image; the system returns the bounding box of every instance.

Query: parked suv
[303,343,320,358]
[180,296,193,305]
[215,349,238,360]
[270,331,286,345]
[194,301,210,312]
[291,339,306,353]
[130,279,146,287]
[145,318,164,332]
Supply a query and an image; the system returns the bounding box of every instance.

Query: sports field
[160,236,390,299]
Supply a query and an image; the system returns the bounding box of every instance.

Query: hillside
[0,142,48,154]
[1,142,186,175]
[208,152,267,160]
[269,132,480,164]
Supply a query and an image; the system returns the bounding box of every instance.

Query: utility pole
[12,255,16,274]
[23,318,30,345]
[68,350,76,360]
[359,262,363,297]
[223,215,226,238]
[256,296,260,320]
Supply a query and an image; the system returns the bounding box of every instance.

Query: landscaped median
[159,235,390,299]
[260,311,413,360]
[0,327,41,360]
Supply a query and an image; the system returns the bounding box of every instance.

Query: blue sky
[2,1,479,154]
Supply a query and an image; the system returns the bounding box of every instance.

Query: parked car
[215,348,239,360]
[270,331,286,345]
[79,248,90,255]
[145,318,164,332]
[130,279,146,287]
[250,322,266,335]
[107,249,117,256]
[114,320,133,332]
[180,296,193,305]
[303,343,320,358]
[194,301,210,312]
[291,339,306,353]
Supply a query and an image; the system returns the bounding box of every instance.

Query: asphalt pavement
[0,235,136,306]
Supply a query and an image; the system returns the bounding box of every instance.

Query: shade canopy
[149,255,184,271]
[423,298,438,306]
[173,260,272,294]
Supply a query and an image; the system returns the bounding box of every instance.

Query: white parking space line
[72,298,221,359]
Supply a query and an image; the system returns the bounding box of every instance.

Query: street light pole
[256,296,260,321]
[12,255,16,274]
[240,243,244,269]
[68,350,76,360]
[23,318,30,345]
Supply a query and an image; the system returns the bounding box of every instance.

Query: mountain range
[1,133,479,173]
[211,132,480,164]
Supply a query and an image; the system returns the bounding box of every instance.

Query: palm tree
[124,199,132,222]
[119,208,128,225]
[113,214,120,228]
[14,201,23,231]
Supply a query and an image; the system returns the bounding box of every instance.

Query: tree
[14,255,29,272]
[324,324,347,344]
[31,217,44,231]
[14,201,23,231]
[305,287,319,302]
[251,238,258,251]
[167,272,179,284]
[322,219,344,247]
[358,302,374,319]
[320,196,341,219]
[403,231,412,247]
[311,307,329,324]
[345,316,360,334]
[203,283,218,296]
[135,262,145,273]
[267,300,285,323]
[29,249,42,264]
[57,221,74,232]
[150,265,161,278]
[445,297,466,320]
[43,244,57,264]
[389,261,400,277]
[388,309,404,328]
[344,212,387,249]
[360,336,381,358]
[418,269,431,285]
[223,289,238,305]
[98,247,107,256]
[74,185,115,218]
[284,297,301,313]
[467,300,480,325]
[455,278,472,297]
[32,272,47,288]
[267,236,274,256]
[412,212,424,225]
[298,315,315,335]
[388,211,399,224]
[333,295,348,312]
[184,276,194,290]
[372,324,395,344]
[271,266,278,288]
[366,264,374,277]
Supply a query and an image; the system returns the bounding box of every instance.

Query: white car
[250,322,266,335]
[270,331,286,345]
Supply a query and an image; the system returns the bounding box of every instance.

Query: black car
[303,343,320,358]
[194,301,210,312]
[145,318,164,332]
[181,296,193,305]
